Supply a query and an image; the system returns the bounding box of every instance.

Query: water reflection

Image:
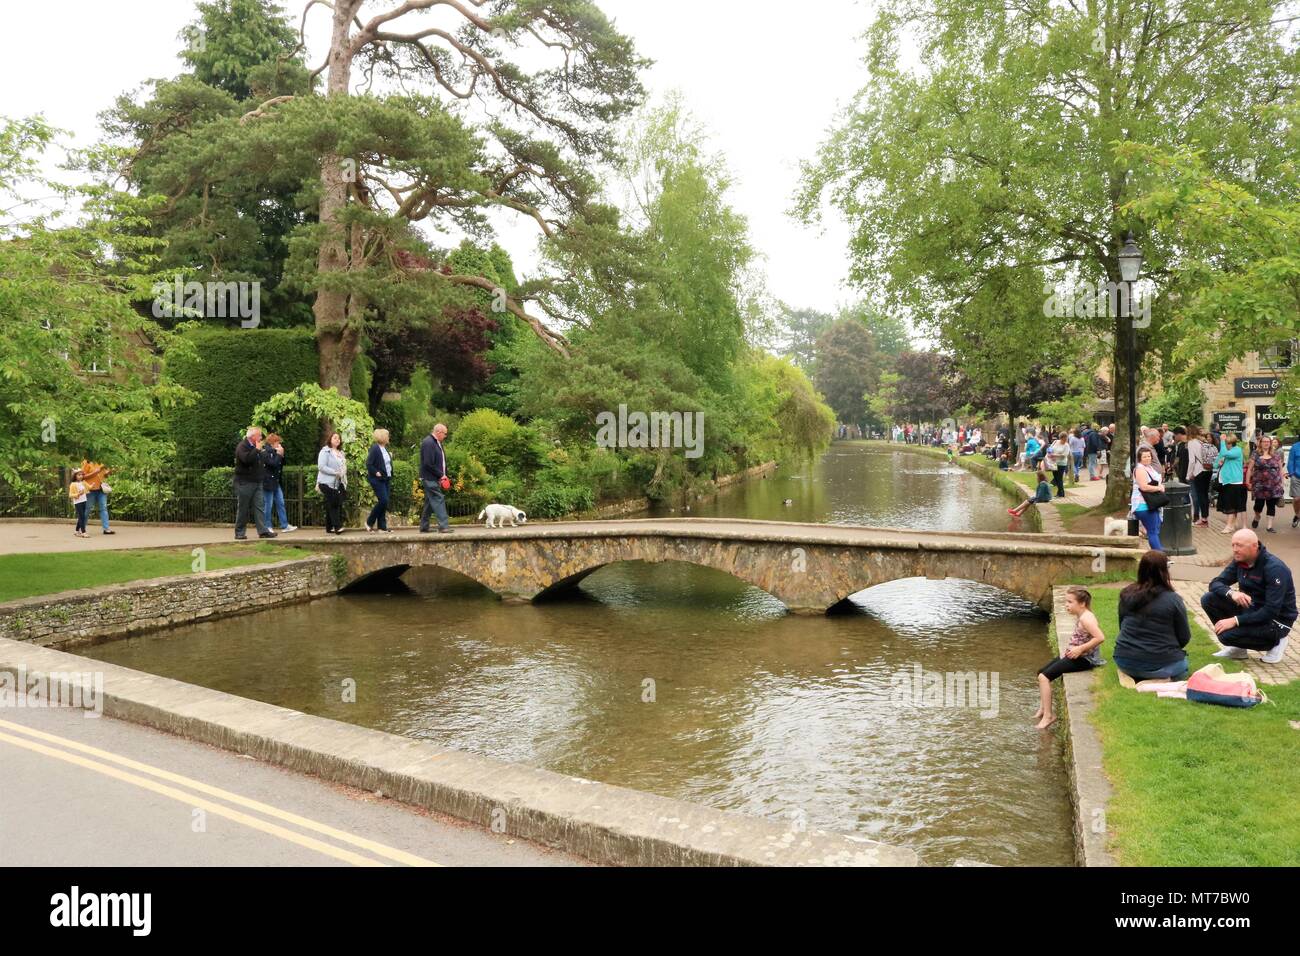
[83,444,1075,866]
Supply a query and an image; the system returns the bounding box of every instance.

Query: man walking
[419,423,453,534]
[1202,529,1295,663]
[234,426,275,540]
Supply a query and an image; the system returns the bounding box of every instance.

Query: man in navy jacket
[419,423,452,533]
[1202,529,1295,663]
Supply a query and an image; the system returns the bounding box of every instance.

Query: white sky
[1,0,880,315]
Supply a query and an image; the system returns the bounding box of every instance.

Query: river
[82,443,1076,866]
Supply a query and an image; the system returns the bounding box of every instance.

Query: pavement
[0,521,248,556]
[0,704,582,866]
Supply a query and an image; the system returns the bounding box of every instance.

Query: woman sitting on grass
[1113,550,1191,682]
[1008,469,1052,517]
[1034,585,1106,729]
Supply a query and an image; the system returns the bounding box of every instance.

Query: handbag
[100,483,113,494]
[439,476,451,491]
[1137,465,1169,509]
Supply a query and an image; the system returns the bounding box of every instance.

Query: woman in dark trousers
[365,428,393,532]
[261,433,296,533]
[1113,550,1192,681]
[316,431,347,534]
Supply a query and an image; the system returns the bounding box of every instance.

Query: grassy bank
[1082,589,1300,866]
[0,544,317,603]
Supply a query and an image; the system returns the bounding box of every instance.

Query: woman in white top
[1048,432,1071,498]
[316,431,348,534]
[1185,424,1213,527]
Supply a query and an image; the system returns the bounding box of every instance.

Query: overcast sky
[2,1,879,314]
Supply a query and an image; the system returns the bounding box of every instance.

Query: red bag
[439,476,451,491]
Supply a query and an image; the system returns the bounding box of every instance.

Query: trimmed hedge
[166,327,369,469]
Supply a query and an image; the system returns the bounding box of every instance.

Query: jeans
[1190,472,1212,521]
[268,483,289,529]
[420,479,449,530]
[75,501,87,533]
[85,489,110,531]
[1136,507,1163,551]
[1072,452,1083,480]
[367,477,390,530]
[234,480,267,537]
[1113,654,1189,682]
[1086,452,1098,479]
[1201,591,1289,651]
[1052,466,1066,497]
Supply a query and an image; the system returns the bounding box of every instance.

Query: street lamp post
[1118,234,1144,472]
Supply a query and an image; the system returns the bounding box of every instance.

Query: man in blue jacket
[419,423,452,533]
[1288,438,1300,529]
[1202,529,1295,663]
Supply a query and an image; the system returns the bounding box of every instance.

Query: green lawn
[0,544,317,603]
[1085,589,1300,866]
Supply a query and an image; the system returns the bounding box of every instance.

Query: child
[1034,586,1106,729]
[1008,469,1052,517]
[946,444,955,463]
[69,469,88,537]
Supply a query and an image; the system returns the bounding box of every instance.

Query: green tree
[799,0,1300,509]
[0,117,190,488]
[813,320,882,426]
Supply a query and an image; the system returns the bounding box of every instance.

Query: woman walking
[261,433,296,533]
[1186,425,1214,527]
[1246,435,1284,534]
[1214,433,1247,534]
[365,428,394,532]
[1131,446,1167,551]
[79,458,114,534]
[316,432,348,534]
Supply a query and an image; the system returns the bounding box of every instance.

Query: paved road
[0,521,248,556]
[0,706,581,866]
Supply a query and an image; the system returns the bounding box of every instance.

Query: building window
[1261,340,1299,371]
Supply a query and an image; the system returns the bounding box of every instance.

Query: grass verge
[1083,588,1300,866]
[0,544,317,603]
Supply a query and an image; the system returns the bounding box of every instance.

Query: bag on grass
[1185,663,1266,708]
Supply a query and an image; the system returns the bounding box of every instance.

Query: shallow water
[84,444,1076,865]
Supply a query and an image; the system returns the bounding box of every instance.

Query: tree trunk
[314,0,363,396]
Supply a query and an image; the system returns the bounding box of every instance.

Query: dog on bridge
[478,503,528,528]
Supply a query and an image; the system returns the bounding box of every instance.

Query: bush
[167,328,320,468]
[373,400,406,444]
[524,480,595,518]
[451,408,543,477]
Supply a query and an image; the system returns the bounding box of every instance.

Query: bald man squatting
[1201,529,1296,664]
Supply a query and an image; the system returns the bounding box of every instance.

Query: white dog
[1103,516,1128,537]
[478,503,527,528]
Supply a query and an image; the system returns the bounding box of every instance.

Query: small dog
[478,503,527,528]
[1103,516,1128,537]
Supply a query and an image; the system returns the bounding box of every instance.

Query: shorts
[1290,476,1300,499]
[1098,450,1109,465]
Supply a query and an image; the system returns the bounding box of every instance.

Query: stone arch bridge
[294,519,1140,613]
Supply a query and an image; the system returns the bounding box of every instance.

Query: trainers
[1212,646,1249,659]
[283,525,297,533]
[1293,517,1299,529]
[1262,636,1289,664]
[1252,518,1260,529]
[259,531,278,539]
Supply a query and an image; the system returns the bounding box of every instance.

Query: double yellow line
[0,716,440,867]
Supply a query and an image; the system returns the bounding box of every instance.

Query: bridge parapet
[291,520,1139,612]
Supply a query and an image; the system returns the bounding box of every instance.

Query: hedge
[166,327,368,469]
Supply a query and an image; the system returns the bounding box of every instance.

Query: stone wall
[0,558,340,649]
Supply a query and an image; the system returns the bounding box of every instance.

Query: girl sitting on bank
[1008,470,1052,517]
[1034,585,1106,729]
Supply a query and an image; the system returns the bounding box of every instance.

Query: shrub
[451,408,543,477]
[166,327,320,468]
[524,480,595,518]
[373,400,406,444]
